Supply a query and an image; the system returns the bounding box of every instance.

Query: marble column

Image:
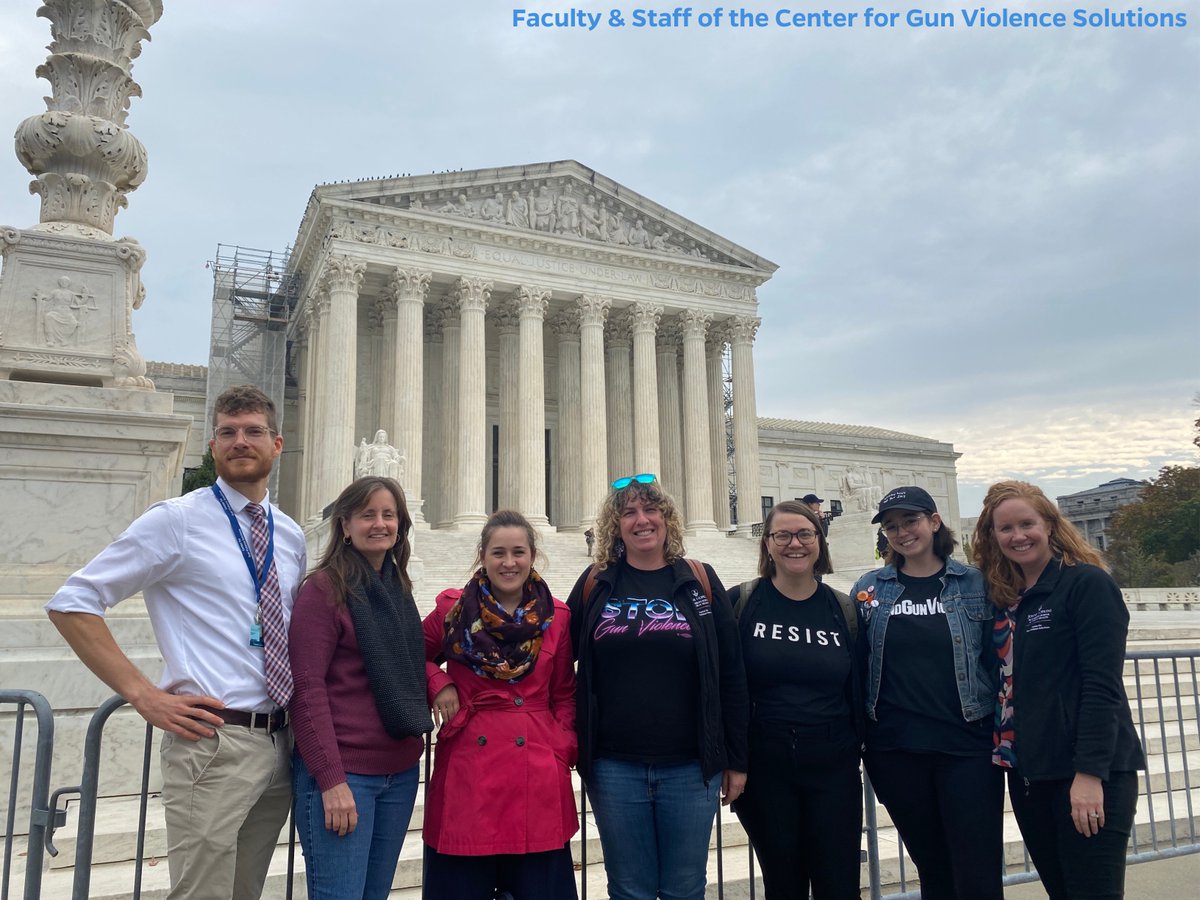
[357,303,384,443]
[303,293,328,520]
[454,276,492,527]
[707,326,732,531]
[605,309,634,481]
[550,308,582,530]
[437,302,461,529]
[422,309,443,529]
[730,315,763,532]
[315,256,365,514]
[293,322,311,519]
[656,320,684,502]
[679,310,717,533]
[517,286,552,526]
[578,295,610,527]
[492,301,521,511]
[376,292,399,438]
[629,303,663,477]
[388,267,431,523]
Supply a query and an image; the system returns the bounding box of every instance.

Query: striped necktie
[246,502,292,707]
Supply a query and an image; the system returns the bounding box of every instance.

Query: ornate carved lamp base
[0,227,152,389]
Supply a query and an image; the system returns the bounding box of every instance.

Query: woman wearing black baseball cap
[851,487,1002,899]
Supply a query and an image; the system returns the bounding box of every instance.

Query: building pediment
[304,160,776,275]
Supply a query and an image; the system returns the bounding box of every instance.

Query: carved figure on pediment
[688,242,707,259]
[608,209,629,245]
[355,430,405,481]
[35,275,96,347]
[581,193,605,241]
[555,186,581,235]
[628,218,650,249]
[480,192,505,223]
[438,194,476,217]
[841,466,883,513]
[650,229,670,252]
[505,191,530,229]
[532,186,556,232]
[409,197,424,210]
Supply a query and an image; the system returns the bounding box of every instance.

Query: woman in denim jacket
[851,486,1002,900]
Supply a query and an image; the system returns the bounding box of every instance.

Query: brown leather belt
[199,706,288,734]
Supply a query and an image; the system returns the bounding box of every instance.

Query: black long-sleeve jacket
[1008,560,1145,782]
[566,558,750,783]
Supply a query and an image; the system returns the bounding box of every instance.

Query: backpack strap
[733,577,761,619]
[833,588,858,641]
[685,558,713,604]
[582,564,600,608]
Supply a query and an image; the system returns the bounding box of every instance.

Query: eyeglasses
[213,425,276,443]
[768,529,819,547]
[881,513,927,536]
[611,473,657,490]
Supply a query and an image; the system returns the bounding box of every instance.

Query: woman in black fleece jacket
[974,480,1145,900]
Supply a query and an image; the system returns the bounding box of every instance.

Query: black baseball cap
[801,493,823,504]
[871,486,937,524]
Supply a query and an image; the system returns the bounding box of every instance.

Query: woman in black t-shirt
[730,500,864,900]
[852,486,1003,900]
[567,474,749,900]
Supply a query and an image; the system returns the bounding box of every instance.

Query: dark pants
[864,749,1004,900]
[1008,770,1138,900]
[734,721,862,899]
[422,844,578,900]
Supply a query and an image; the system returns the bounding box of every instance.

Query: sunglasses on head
[611,473,658,490]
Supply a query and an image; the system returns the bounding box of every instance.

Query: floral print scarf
[442,568,554,682]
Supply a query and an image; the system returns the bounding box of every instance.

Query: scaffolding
[205,244,300,489]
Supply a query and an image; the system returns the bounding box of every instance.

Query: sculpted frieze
[394,178,740,266]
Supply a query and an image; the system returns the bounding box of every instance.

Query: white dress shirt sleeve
[45,501,185,615]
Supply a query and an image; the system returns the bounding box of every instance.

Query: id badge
[249,622,264,648]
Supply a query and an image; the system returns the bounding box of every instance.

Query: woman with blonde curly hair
[566,474,749,900]
[974,480,1144,899]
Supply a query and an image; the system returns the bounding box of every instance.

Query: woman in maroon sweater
[289,477,432,900]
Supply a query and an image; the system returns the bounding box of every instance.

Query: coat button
[514,696,524,706]
[515,736,526,747]
[477,736,487,746]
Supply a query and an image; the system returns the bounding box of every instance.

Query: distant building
[1056,478,1146,550]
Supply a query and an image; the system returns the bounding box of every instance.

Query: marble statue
[355,429,406,481]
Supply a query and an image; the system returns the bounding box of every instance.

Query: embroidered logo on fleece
[1026,606,1052,633]
[691,587,712,616]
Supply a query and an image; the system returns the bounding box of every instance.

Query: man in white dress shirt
[46,384,307,900]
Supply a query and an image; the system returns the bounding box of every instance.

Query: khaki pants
[160,725,292,900]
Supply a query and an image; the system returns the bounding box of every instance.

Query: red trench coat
[423,588,579,855]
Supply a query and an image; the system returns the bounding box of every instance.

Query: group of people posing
[47,384,1144,900]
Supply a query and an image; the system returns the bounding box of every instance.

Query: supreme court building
[278,160,776,534]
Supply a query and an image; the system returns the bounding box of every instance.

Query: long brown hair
[592,479,686,570]
[758,501,833,578]
[973,480,1104,609]
[307,477,412,603]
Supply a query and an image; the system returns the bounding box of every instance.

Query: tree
[181,448,216,494]
[1108,465,1200,587]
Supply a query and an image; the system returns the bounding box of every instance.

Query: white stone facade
[281,161,777,533]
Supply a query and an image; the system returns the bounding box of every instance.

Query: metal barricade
[5,648,1197,898]
[1,690,57,900]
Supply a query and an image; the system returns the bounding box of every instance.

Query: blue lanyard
[211,483,275,605]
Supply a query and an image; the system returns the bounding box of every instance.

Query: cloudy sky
[1,1,1196,515]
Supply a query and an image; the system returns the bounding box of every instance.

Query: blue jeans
[585,758,719,900]
[293,753,419,900]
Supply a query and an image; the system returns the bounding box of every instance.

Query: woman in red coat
[422,509,579,898]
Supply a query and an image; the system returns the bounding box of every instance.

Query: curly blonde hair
[592,480,686,570]
[973,480,1104,609]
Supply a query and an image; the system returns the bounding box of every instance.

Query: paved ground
[1003,851,1200,898]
